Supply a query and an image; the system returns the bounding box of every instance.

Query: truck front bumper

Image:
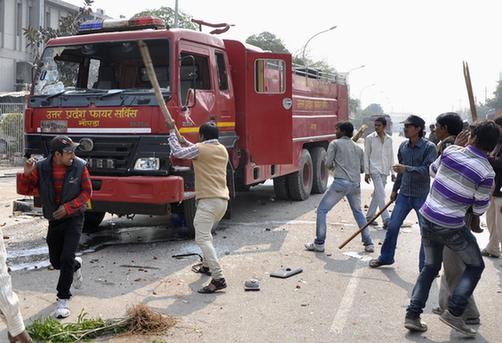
[89,175,187,215]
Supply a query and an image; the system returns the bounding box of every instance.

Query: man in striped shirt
[19,136,92,319]
[404,120,499,337]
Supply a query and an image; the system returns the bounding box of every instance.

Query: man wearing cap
[369,115,437,270]
[18,135,92,318]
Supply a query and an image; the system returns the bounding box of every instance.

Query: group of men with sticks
[305,112,502,338]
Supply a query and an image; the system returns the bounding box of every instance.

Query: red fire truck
[17,17,348,236]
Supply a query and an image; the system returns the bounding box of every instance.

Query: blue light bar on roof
[79,20,103,32]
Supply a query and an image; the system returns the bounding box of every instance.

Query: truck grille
[76,137,137,175]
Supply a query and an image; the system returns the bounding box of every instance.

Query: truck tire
[287,149,313,201]
[83,212,106,233]
[311,146,328,194]
[183,198,197,238]
[273,175,289,200]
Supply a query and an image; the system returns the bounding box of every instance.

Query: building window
[45,10,51,28]
[16,2,22,37]
[28,2,34,28]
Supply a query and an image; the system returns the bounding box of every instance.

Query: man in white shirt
[364,116,395,228]
[0,235,31,342]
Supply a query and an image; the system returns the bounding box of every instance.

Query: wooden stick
[463,61,478,123]
[352,124,368,142]
[138,40,183,140]
[338,198,395,249]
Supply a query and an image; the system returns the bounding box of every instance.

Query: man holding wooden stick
[168,123,230,294]
[369,115,436,270]
[404,120,498,337]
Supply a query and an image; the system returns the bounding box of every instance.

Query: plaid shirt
[392,138,437,197]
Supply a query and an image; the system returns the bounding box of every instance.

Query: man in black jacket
[19,136,92,319]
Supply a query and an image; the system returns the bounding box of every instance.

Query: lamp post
[346,64,365,74]
[174,0,179,28]
[301,25,337,65]
[359,83,376,108]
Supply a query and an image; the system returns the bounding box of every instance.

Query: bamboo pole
[463,61,478,123]
[138,40,183,140]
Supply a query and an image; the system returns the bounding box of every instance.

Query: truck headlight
[134,157,160,170]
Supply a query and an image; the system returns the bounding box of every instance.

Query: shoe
[364,244,375,253]
[54,298,70,319]
[404,317,428,332]
[382,221,390,230]
[73,257,83,289]
[439,310,477,337]
[481,248,500,258]
[366,217,379,226]
[304,242,325,252]
[198,278,227,294]
[432,306,444,315]
[465,317,480,325]
[369,258,390,268]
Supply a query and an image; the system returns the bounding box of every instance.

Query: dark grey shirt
[392,138,437,197]
[326,136,364,183]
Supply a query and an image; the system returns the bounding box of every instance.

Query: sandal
[191,263,211,276]
[198,278,227,294]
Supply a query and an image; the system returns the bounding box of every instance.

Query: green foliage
[246,32,289,53]
[486,81,502,110]
[23,0,94,64]
[134,6,197,30]
[27,310,128,343]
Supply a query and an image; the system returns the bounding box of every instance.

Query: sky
[66,0,502,124]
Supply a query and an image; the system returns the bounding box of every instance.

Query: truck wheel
[287,149,313,201]
[273,175,289,200]
[311,146,328,194]
[83,212,106,233]
[183,198,197,238]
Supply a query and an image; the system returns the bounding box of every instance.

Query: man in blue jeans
[404,120,498,337]
[305,121,374,253]
[369,115,436,270]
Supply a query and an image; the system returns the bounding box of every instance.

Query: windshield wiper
[99,89,124,98]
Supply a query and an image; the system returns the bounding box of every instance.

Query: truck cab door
[245,53,292,164]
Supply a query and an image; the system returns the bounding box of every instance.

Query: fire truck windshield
[33,39,170,99]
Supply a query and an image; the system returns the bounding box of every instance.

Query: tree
[133,6,197,30]
[352,103,384,128]
[486,81,502,110]
[245,32,289,53]
[361,103,384,116]
[23,0,94,64]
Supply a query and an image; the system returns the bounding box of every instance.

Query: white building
[0,0,106,92]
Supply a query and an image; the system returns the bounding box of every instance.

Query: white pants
[366,173,390,223]
[485,196,502,256]
[194,198,227,280]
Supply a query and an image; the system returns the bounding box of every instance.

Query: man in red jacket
[18,136,92,319]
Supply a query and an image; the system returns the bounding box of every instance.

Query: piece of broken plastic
[270,267,303,278]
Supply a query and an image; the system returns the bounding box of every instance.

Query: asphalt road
[0,173,501,343]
